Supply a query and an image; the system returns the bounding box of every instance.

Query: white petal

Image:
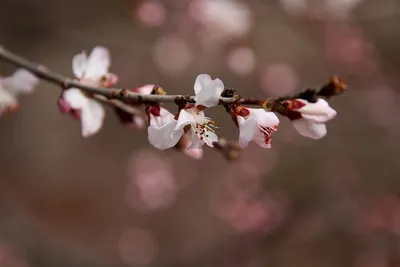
[237,116,257,148]
[174,109,196,131]
[150,107,175,128]
[80,99,105,137]
[159,107,175,123]
[293,119,327,139]
[298,99,337,123]
[72,52,87,79]
[193,74,224,107]
[136,84,155,95]
[248,108,280,127]
[203,131,218,147]
[2,69,39,95]
[148,121,182,150]
[193,74,212,94]
[188,132,204,149]
[253,130,272,149]
[0,87,18,114]
[63,88,89,109]
[84,46,111,80]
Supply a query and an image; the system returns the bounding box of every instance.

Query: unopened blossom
[283,98,337,139]
[114,84,155,129]
[0,69,39,115]
[232,105,279,148]
[148,74,223,150]
[58,46,118,137]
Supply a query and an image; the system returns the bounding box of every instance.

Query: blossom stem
[0,46,341,107]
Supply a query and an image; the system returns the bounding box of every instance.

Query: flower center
[193,119,218,141]
[259,125,278,145]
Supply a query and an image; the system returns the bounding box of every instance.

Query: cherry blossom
[232,105,279,148]
[283,98,337,139]
[0,69,38,115]
[148,74,224,150]
[58,46,118,137]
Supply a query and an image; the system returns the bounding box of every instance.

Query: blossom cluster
[0,46,343,160]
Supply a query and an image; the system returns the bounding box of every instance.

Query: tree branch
[0,45,346,161]
[0,45,246,160]
[0,46,259,106]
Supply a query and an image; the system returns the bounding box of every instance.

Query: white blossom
[235,107,279,148]
[0,69,38,115]
[59,46,118,137]
[288,98,337,139]
[148,74,223,150]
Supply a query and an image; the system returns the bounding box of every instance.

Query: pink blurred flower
[226,46,256,76]
[261,63,299,96]
[127,151,178,211]
[153,36,192,76]
[325,0,364,19]
[324,24,375,75]
[135,0,166,28]
[118,227,157,265]
[210,162,286,233]
[363,195,400,234]
[189,0,252,40]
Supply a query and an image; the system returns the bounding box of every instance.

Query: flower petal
[252,130,272,149]
[237,116,257,148]
[293,119,327,139]
[150,107,175,128]
[102,73,119,87]
[203,130,218,147]
[193,74,224,108]
[188,132,204,149]
[298,99,337,123]
[0,88,18,115]
[84,46,111,80]
[194,74,212,94]
[63,88,89,109]
[174,109,196,131]
[80,99,105,137]
[72,52,87,79]
[148,121,182,150]
[248,108,280,127]
[135,84,155,95]
[2,69,39,95]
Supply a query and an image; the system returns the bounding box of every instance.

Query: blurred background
[1,0,400,266]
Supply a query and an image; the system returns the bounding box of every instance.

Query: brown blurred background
[1,0,400,266]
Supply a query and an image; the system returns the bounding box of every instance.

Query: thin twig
[0,45,245,160]
[0,46,259,105]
